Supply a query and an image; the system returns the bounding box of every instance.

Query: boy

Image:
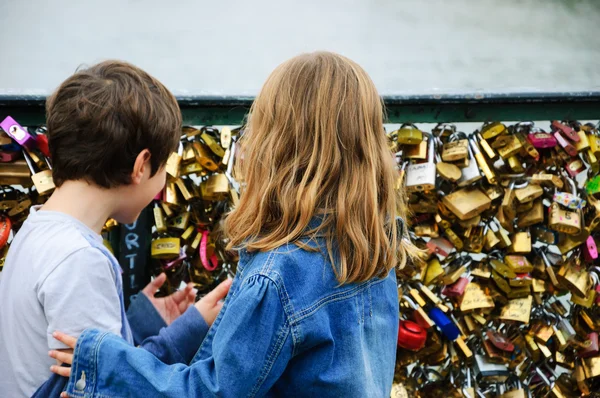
[0,61,230,396]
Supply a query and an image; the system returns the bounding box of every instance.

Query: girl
[50,51,419,397]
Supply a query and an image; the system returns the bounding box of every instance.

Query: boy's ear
[131,149,151,185]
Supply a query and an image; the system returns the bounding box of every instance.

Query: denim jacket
[65,237,399,398]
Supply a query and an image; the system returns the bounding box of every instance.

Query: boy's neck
[41,180,119,234]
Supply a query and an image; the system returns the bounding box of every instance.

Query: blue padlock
[1,143,21,152]
[429,307,460,341]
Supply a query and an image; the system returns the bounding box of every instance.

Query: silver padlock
[458,141,483,187]
[405,133,436,193]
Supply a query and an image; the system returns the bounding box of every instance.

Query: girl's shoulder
[237,241,397,326]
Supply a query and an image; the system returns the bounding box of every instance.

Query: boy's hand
[142,273,196,325]
[195,279,232,325]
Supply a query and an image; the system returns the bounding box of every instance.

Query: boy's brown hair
[46,60,182,188]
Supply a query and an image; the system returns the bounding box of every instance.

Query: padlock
[165,142,183,178]
[0,116,37,149]
[434,138,462,182]
[514,130,540,162]
[497,135,523,159]
[548,202,581,235]
[201,174,230,201]
[0,151,20,163]
[578,332,599,358]
[151,237,181,259]
[481,122,507,140]
[553,130,578,157]
[401,295,435,330]
[514,183,543,204]
[499,376,526,398]
[442,188,491,221]
[22,149,54,196]
[587,123,600,156]
[442,132,469,162]
[527,127,557,149]
[574,128,591,153]
[403,139,427,160]
[473,354,510,383]
[153,203,167,233]
[469,136,496,184]
[565,157,586,178]
[476,131,497,160]
[395,123,423,145]
[428,307,460,341]
[405,134,436,193]
[0,216,11,249]
[551,120,580,142]
[583,235,598,262]
[442,277,469,297]
[426,236,454,259]
[508,230,531,254]
[506,155,525,173]
[220,127,232,149]
[516,199,543,228]
[557,258,591,298]
[484,224,501,250]
[192,141,219,171]
[457,143,482,187]
[200,127,226,158]
[397,320,427,351]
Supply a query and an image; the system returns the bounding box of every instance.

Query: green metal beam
[1,92,598,126]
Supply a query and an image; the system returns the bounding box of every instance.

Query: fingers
[52,331,77,349]
[50,364,71,378]
[61,392,70,398]
[177,284,195,313]
[204,278,233,304]
[49,350,74,365]
[142,273,167,296]
[170,283,193,305]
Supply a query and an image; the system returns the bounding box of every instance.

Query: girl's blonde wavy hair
[225,51,420,284]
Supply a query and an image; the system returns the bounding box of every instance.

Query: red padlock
[578,332,599,358]
[442,277,469,297]
[426,237,454,259]
[0,216,11,249]
[0,151,20,163]
[485,330,515,353]
[397,320,427,351]
[35,133,50,158]
[551,120,580,142]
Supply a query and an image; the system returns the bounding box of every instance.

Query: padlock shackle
[21,149,36,174]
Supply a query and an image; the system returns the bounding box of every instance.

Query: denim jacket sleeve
[65,274,293,398]
[127,293,167,344]
[128,292,210,364]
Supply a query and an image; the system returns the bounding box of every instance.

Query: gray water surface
[0,0,598,95]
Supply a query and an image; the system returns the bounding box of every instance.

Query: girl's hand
[142,273,196,325]
[194,278,232,325]
[48,331,77,377]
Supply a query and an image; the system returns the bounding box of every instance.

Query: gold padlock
[481,122,507,140]
[514,184,543,204]
[548,202,581,235]
[442,139,469,162]
[509,231,531,254]
[395,123,423,145]
[442,188,492,221]
[497,136,523,159]
[516,200,543,228]
[151,237,181,259]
